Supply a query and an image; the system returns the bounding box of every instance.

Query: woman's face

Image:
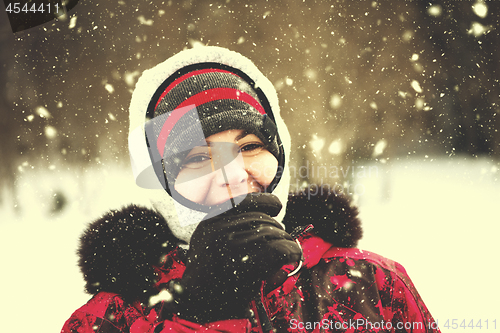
[174,129,278,206]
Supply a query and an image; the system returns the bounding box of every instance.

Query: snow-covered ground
[357,157,500,332]
[0,163,151,332]
[0,157,498,332]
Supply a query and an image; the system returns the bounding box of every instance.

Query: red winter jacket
[61,189,440,333]
[61,232,438,332]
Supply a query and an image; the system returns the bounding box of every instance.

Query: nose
[216,154,248,187]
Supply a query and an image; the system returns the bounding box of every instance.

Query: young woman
[62,46,440,332]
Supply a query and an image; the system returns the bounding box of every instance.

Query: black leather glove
[174,193,302,323]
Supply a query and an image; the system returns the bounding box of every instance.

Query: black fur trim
[283,185,363,248]
[77,205,180,303]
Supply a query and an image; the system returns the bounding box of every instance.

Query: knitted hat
[128,46,292,244]
[144,63,281,194]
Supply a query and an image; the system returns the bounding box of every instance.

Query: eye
[239,142,265,156]
[182,153,212,169]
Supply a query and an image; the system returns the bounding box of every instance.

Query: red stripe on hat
[155,68,242,109]
[156,104,196,157]
[177,87,266,115]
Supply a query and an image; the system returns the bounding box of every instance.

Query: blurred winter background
[1,0,499,332]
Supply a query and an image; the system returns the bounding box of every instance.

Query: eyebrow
[235,130,249,141]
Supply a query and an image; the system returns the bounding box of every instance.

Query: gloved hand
[173,193,302,323]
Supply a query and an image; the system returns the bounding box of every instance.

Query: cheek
[174,169,215,204]
[247,152,279,187]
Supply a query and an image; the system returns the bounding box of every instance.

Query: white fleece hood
[128,46,291,244]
